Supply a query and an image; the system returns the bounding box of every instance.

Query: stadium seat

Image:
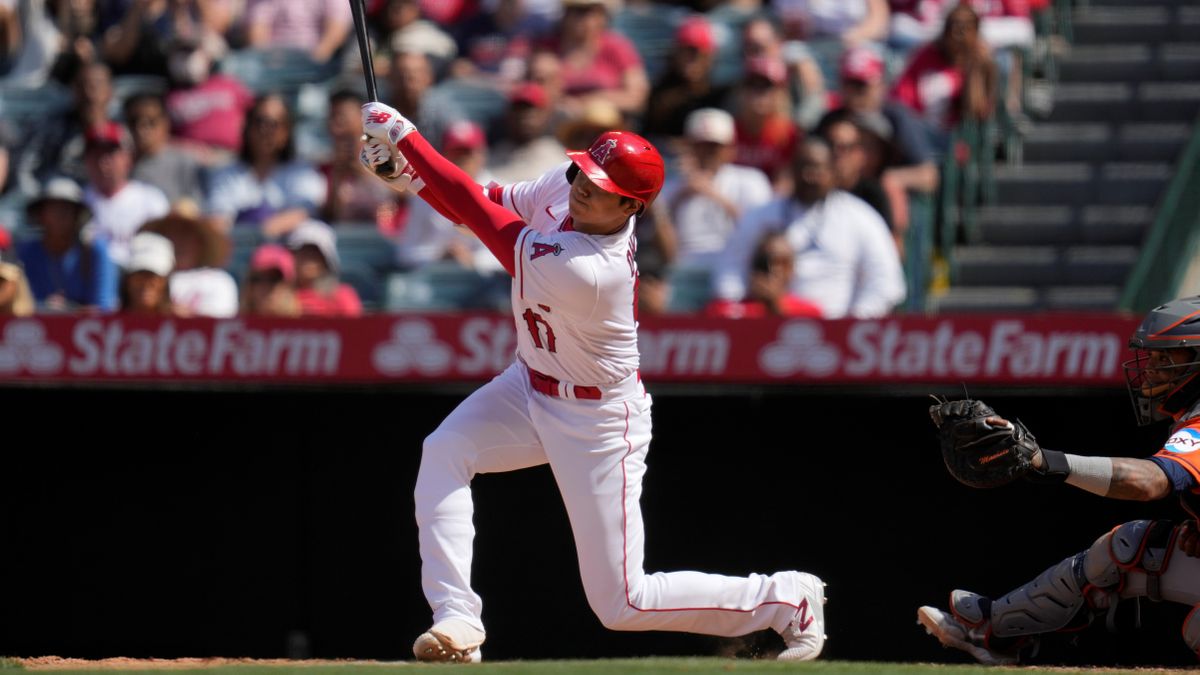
[217,48,338,97]
[340,260,385,310]
[611,4,690,84]
[336,224,396,274]
[0,82,73,126]
[424,79,509,131]
[385,263,491,311]
[665,264,713,313]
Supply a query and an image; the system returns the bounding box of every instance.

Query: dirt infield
[8,658,401,671]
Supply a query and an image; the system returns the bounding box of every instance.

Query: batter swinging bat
[349,0,395,175]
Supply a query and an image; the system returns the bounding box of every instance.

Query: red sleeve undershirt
[399,132,525,276]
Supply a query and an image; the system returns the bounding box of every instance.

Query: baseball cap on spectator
[287,219,341,274]
[675,15,716,54]
[743,56,786,86]
[510,82,548,109]
[84,120,133,153]
[26,176,92,225]
[0,224,11,256]
[562,0,621,13]
[685,107,735,145]
[127,232,175,277]
[250,244,295,283]
[442,120,487,154]
[840,46,885,85]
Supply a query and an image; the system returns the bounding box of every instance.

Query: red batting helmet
[566,131,665,208]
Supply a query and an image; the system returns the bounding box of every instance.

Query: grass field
[1,657,1189,675]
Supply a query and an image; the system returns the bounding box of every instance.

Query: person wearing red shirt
[287,219,363,317]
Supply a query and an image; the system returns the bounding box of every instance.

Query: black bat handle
[349,0,395,175]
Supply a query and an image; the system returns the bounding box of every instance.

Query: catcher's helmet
[565,131,665,209]
[1124,295,1200,425]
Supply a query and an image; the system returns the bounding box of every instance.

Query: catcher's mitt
[928,398,1042,489]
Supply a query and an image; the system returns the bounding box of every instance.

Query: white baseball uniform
[390,130,820,648]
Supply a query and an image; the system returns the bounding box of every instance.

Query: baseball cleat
[777,573,826,661]
[917,605,1017,666]
[413,618,485,663]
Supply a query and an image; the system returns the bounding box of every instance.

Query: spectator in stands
[18,176,118,312]
[486,82,566,184]
[771,0,890,47]
[635,245,670,317]
[641,14,729,144]
[118,230,176,315]
[124,91,205,211]
[539,0,648,118]
[0,227,35,316]
[556,97,624,152]
[370,0,457,75]
[99,0,232,77]
[705,231,823,318]
[660,108,773,271]
[164,36,255,166]
[319,88,403,228]
[525,47,566,120]
[205,93,327,238]
[140,212,237,317]
[448,0,549,82]
[395,120,502,275]
[890,3,997,146]
[243,0,352,65]
[887,0,951,53]
[740,15,827,132]
[821,45,940,194]
[46,0,100,86]
[12,59,114,193]
[239,242,300,317]
[732,56,800,194]
[714,137,906,319]
[964,0,1034,128]
[286,218,362,317]
[82,120,171,268]
[0,0,63,86]
[817,109,894,229]
[385,48,463,152]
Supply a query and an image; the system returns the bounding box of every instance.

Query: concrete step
[1071,6,1195,44]
[1043,286,1123,311]
[1047,82,1200,122]
[993,162,1169,206]
[1062,245,1140,285]
[1080,205,1152,245]
[1059,44,1200,82]
[976,205,1150,246]
[1023,123,1188,162]
[953,245,1060,286]
[952,244,1140,287]
[928,286,1040,313]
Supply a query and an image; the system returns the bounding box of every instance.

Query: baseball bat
[349,0,394,175]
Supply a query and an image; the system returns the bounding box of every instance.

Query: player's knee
[414,428,475,500]
[592,602,638,631]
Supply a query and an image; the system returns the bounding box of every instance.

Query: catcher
[919,295,1200,665]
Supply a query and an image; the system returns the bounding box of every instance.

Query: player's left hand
[360,140,425,193]
[1180,519,1200,558]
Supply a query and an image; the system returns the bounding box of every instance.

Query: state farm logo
[0,320,63,374]
[372,319,454,375]
[759,320,839,377]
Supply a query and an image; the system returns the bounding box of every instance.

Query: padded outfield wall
[0,314,1195,666]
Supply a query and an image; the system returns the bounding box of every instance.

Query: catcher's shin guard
[987,519,1180,640]
[1186,606,1200,659]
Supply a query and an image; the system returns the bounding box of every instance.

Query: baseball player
[357,100,827,663]
[920,295,1200,665]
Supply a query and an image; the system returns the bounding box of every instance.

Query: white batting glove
[360,139,426,194]
[361,101,416,149]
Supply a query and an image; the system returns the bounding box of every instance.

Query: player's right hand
[361,101,416,149]
[360,139,425,194]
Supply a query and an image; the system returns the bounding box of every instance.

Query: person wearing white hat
[17,175,120,313]
[286,219,362,316]
[119,231,176,315]
[657,107,773,272]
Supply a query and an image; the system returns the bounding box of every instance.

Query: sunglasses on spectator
[249,271,285,285]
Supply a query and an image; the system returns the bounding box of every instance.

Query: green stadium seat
[665,264,713,313]
[385,263,491,311]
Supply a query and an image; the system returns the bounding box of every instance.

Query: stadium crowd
[0,0,1048,319]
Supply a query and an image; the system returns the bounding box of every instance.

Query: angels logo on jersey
[590,138,619,166]
[531,242,563,260]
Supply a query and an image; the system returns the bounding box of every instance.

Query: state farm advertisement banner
[0,313,1141,386]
